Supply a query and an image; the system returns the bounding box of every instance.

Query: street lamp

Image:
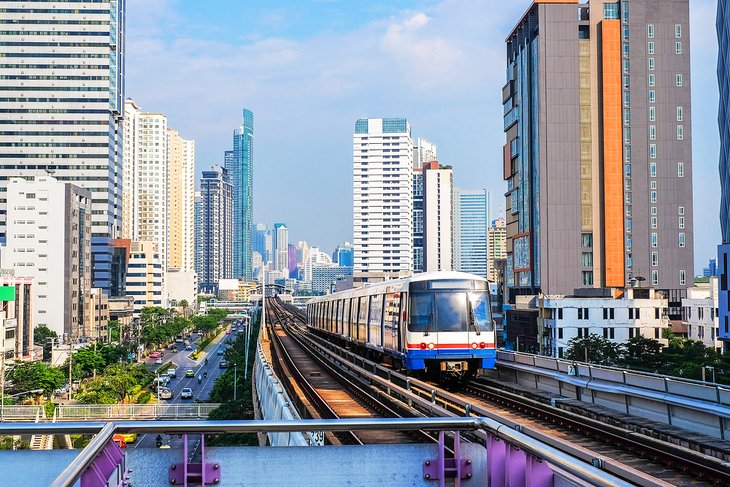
[233,363,237,402]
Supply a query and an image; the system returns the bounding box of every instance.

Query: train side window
[409,293,434,332]
[358,296,369,340]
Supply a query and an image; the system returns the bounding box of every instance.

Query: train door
[350,298,358,340]
[368,294,383,348]
[383,292,401,351]
[358,296,369,343]
[343,298,351,339]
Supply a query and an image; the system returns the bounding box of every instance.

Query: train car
[306,271,495,377]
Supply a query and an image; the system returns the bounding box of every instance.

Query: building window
[679,216,685,229]
[652,251,659,266]
[647,41,654,54]
[623,90,630,106]
[680,270,686,286]
[650,181,657,190]
[623,57,630,74]
[650,191,657,203]
[649,90,655,103]
[624,108,631,125]
[650,162,657,177]
[649,125,656,140]
[648,24,655,38]
[604,3,619,19]
[679,233,686,248]
[652,270,659,285]
[582,233,593,248]
[582,252,594,267]
[675,24,682,38]
[649,144,657,159]
[648,74,655,86]
[651,216,658,229]
[649,106,656,121]
[675,42,682,54]
[558,308,563,320]
[677,106,684,122]
[677,125,684,140]
[678,206,685,216]
[582,271,594,286]
[676,74,683,87]
[624,127,631,143]
[558,328,563,339]
[626,219,633,232]
[651,233,658,247]
[677,162,684,177]
[648,58,655,71]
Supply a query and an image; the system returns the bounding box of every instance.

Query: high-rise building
[194,191,202,278]
[454,189,490,277]
[273,223,289,273]
[0,1,125,292]
[413,138,438,170]
[422,162,454,272]
[167,129,196,273]
[718,0,730,352]
[413,169,425,273]
[253,224,272,265]
[288,244,298,278]
[0,275,34,361]
[333,242,355,268]
[125,241,163,316]
[5,176,92,338]
[353,118,414,280]
[230,109,254,280]
[122,103,169,279]
[503,0,693,318]
[199,166,234,292]
[488,217,507,283]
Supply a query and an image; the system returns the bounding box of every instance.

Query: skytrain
[307,271,496,377]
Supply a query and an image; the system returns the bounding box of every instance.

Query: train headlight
[471,343,478,349]
[427,343,435,350]
[479,342,487,349]
[419,342,427,350]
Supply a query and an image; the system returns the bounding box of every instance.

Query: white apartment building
[273,223,289,273]
[353,118,413,279]
[126,241,163,316]
[168,129,196,272]
[413,137,437,170]
[5,177,92,337]
[539,288,669,359]
[0,1,125,291]
[488,217,507,282]
[303,247,333,283]
[0,275,34,361]
[683,277,721,351]
[422,162,453,272]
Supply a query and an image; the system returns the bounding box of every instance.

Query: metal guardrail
[0,405,43,421]
[0,418,633,487]
[55,403,221,421]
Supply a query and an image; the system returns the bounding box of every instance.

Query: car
[180,388,193,399]
[217,349,224,356]
[185,369,195,378]
[149,352,161,359]
[219,360,229,369]
[175,337,184,343]
[154,357,163,365]
[167,368,177,378]
[158,387,173,400]
[116,433,137,443]
[112,435,127,449]
[185,345,192,350]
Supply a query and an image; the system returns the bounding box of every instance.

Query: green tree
[107,319,121,343]
[179,299,189,309]
[620,335,664,371]
[565,334,621,366]
[7,362,65,397]
[66,347,105,378]
[33,325,58,361]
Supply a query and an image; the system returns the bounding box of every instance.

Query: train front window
[435,293,468,332]
[468,291,493,332]
[409,292,434,333]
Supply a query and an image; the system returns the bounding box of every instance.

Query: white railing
[55,403,221,421]
[0,405,44,421]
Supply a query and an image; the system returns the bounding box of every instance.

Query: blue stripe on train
[403,349,496,371]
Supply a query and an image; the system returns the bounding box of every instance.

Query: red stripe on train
[406,343,495,349]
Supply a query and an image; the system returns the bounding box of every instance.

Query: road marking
[133,434,147,449]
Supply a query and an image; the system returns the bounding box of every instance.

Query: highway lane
[132,326,239,449]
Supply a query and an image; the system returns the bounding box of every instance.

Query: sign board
[0,286,15,301]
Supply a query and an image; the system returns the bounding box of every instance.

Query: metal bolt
[213,478,220,484]
[170,479,176,484]
[170,465,176,470]
[424,474,431,480]
[213,463,220,470]
[424,460,431,466]
[466,460,471,465]
[466,473,472,479]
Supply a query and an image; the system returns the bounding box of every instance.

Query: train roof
[306,271,489,304]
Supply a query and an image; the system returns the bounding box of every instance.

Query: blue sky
[126,0,719,273]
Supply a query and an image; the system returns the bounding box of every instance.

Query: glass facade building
[454,189,490,277]
[718,0,730,351]
[229,109,254,281]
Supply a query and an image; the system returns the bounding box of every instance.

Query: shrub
[136,391,152,404]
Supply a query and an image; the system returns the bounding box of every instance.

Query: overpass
[1,403,220,422]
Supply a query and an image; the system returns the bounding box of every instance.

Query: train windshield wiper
[468,298,481,336]
[424,311,433,336]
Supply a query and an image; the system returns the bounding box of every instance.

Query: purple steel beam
[486,433,554,487]
[80,440,126,487]
[422,431,473,485]
[169,433,221,485]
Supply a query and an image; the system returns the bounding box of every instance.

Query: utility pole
[233,363,237,402]
[68,339,73,402]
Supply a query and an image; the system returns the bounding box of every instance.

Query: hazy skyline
[127,0,719,270]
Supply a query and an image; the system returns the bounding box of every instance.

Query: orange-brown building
[503,0,693,321]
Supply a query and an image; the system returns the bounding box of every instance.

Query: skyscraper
[454,189,489,277]
[353,118,414,280]
[717,0,730,352]
[333,242,355,268]
[273,223,289,273]
[422,162,454,272]
[503,0,693,318]
[0,1,125,291]
[167,129,196,272]
[253,223,272,265]
[194,191,202,278]
[230,109,254,281]
[413,137,437,170]
[488,217,507,283]
[412,169,425,273]
[199,166,234,292]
